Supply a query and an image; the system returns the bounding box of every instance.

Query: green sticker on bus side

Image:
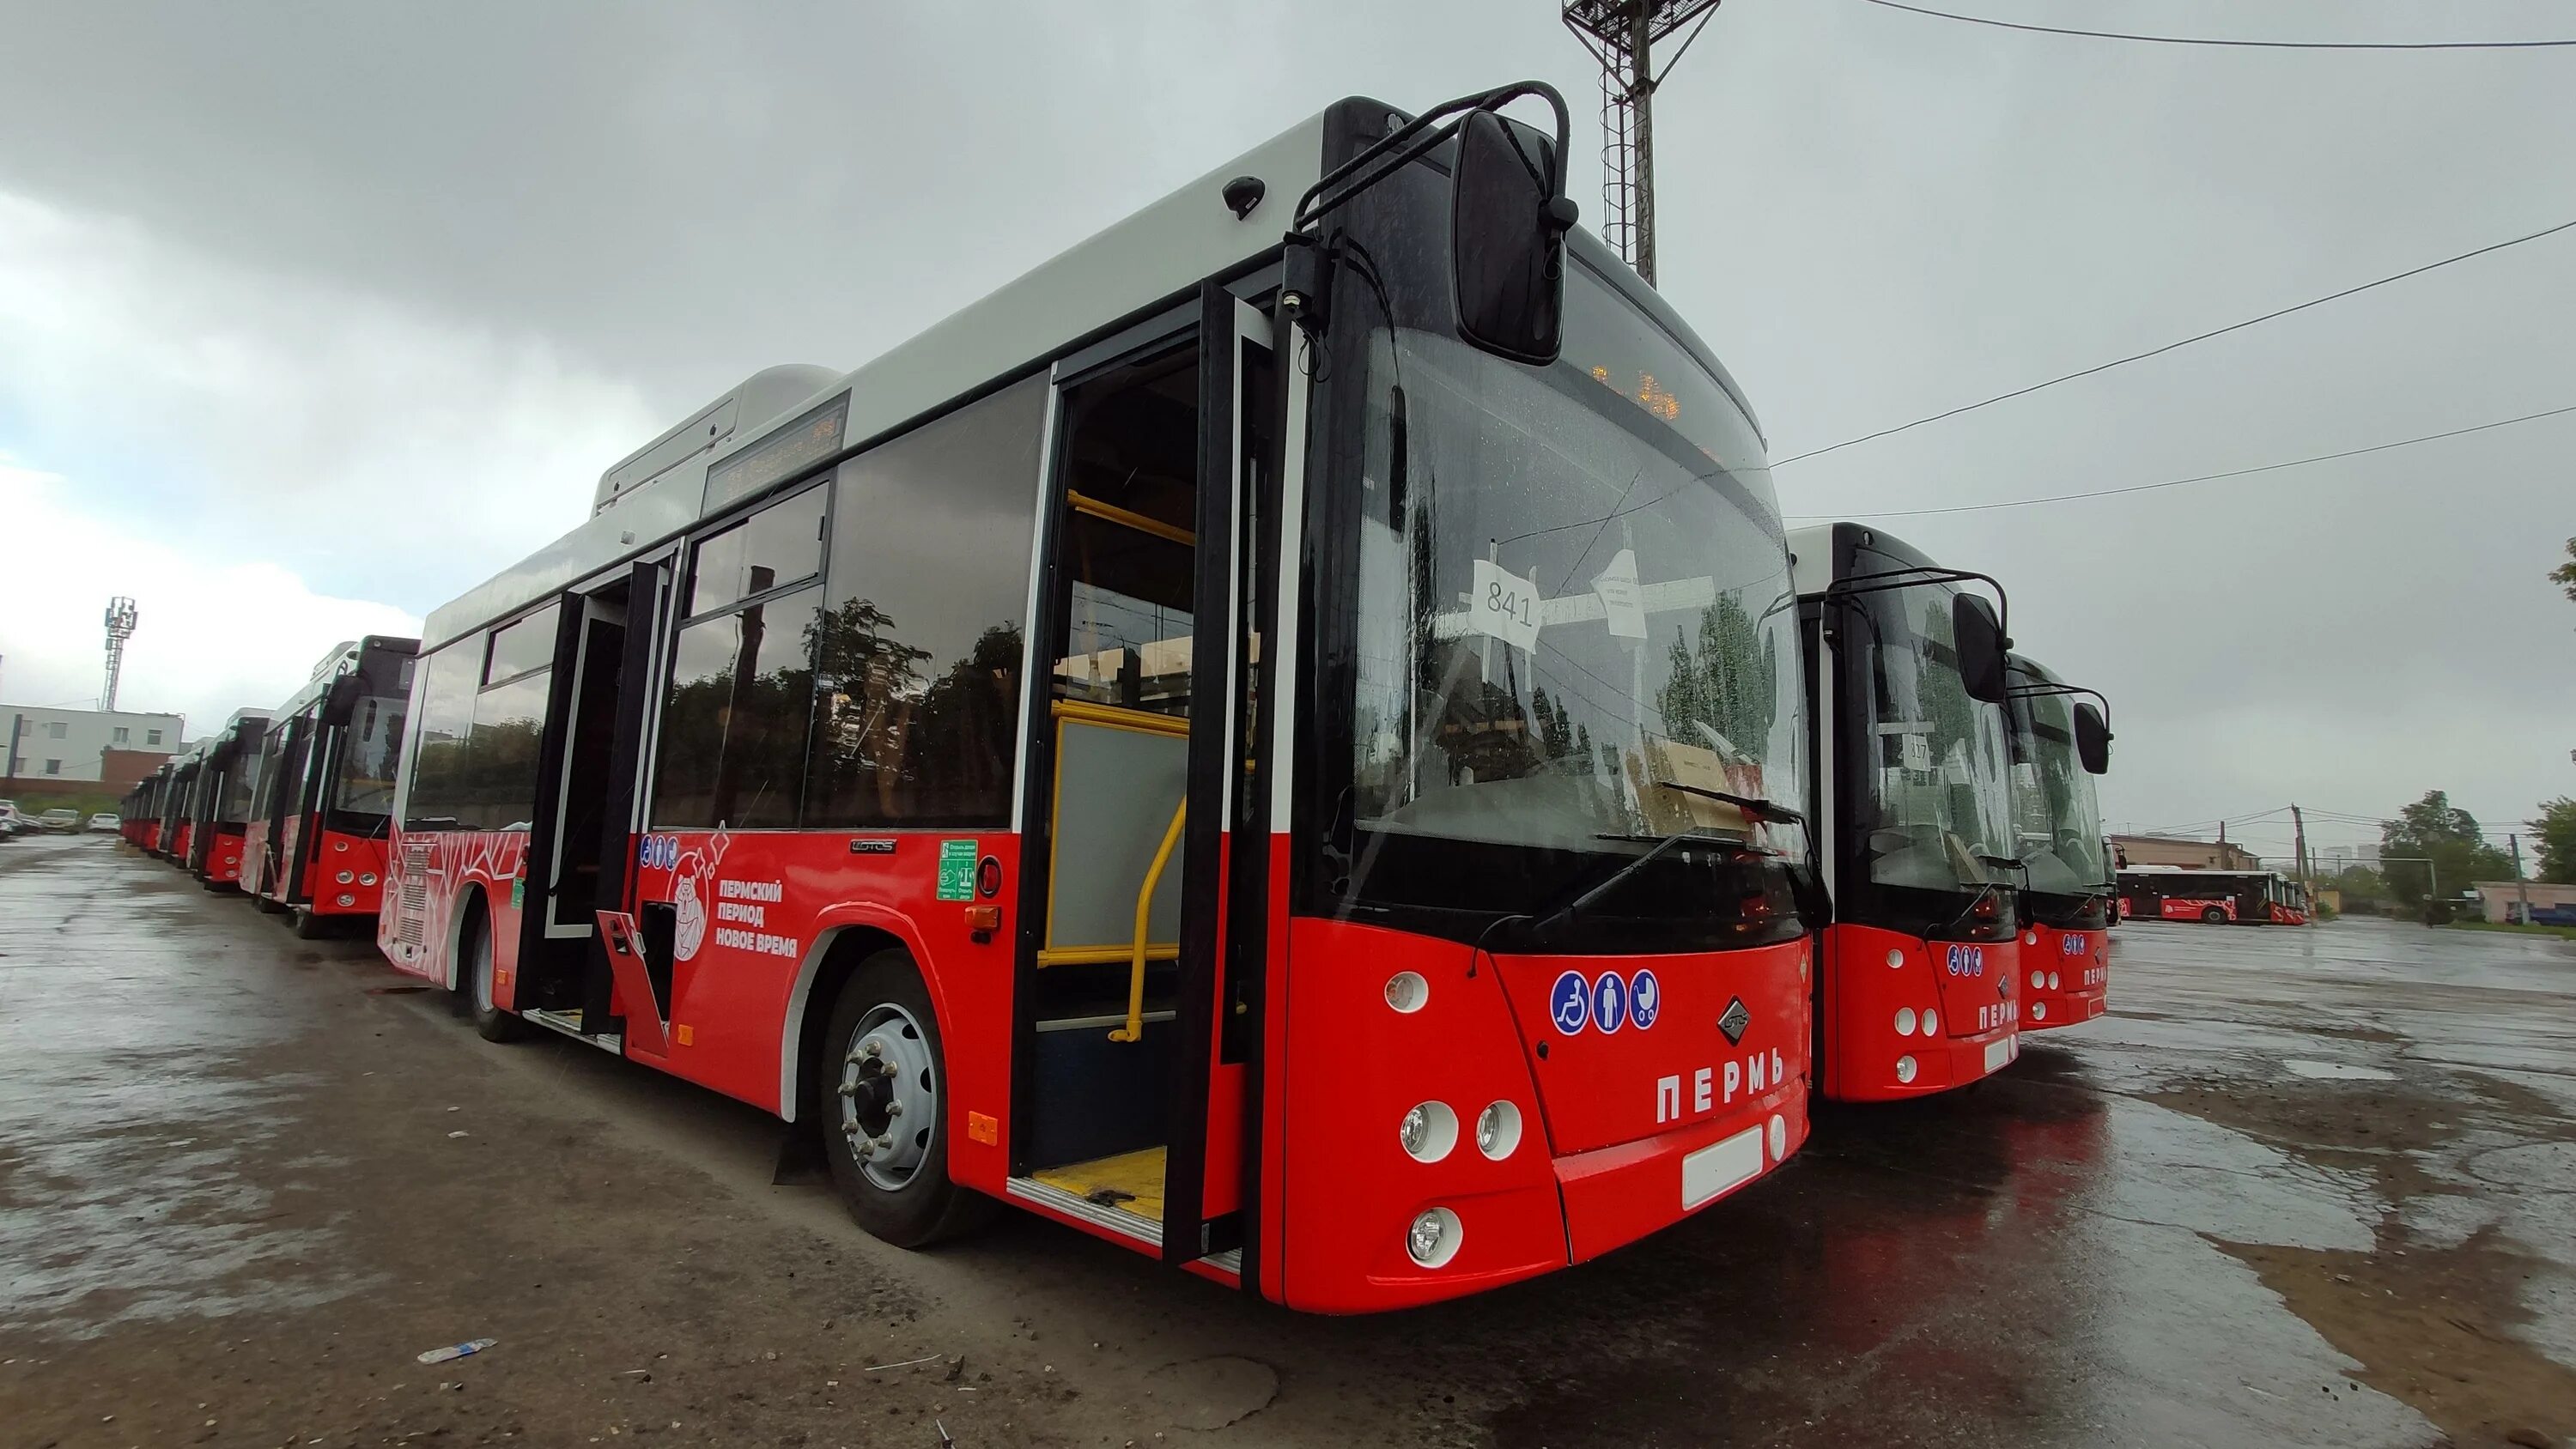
[510,875,524,910]
[936,839,977,901]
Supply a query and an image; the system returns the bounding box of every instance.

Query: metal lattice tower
[101,597,138,712]
[1562,0,1723,288]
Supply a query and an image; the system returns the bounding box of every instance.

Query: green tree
[2379,790,2516,916]
[2329,864,2387,912]
[2552,537,2576,609]
[2532,797,2576,885]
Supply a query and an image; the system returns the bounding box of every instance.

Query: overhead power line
[1786,401,2576,520]
[1774,215,2576,466]
[1855,0,2576,50]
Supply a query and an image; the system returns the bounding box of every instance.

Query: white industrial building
[3,705,186,781]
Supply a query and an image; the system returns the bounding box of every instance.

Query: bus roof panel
[423,110,1333,652]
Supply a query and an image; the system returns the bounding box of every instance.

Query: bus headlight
[2032,1001,2048,1022]
[1885,948,1904,968]
[1895,1055,1918,1085]
[1894,1008,1917,1036]
[2030,969,2045,989]
[359,873,378,886]
[336,894,356,907]
[1384,972,1428,1014]
[337,870,355,884]
[1923,1009,1938,1036]
[1768,1113,1788,1162]
[1406,1207,1462,1268]
[1399,1102,1457,1163]
[1475,1101,1522,1160]
[2048,972,2061,991]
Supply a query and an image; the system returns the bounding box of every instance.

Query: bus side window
[805,374,1047,828]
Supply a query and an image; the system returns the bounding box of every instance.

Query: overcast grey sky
[3,0,2569,858]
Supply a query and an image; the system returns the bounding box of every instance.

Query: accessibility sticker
[1550,971,1590,1035]
[936,839,977,901]
[1628,968,1662,1030]
[1592,972,1628,1035]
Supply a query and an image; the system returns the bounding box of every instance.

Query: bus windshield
[1344,261,1806,935]
[331,649,415,827]
[2011,692,2105,897]
[1856,583,2015,897]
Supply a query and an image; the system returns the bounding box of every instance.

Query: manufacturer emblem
[1716,996,1752,1046]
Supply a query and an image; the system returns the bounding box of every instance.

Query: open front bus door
[1010,286,1285,1287]
[1164,288,1282,1273]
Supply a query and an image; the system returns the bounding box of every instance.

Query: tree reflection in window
[652,585,822,829]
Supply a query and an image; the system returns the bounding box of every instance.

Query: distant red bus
[188,712,271,889]
[240,637,417,936]
[2117,867,2307,925]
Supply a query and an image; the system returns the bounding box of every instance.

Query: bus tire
[292,906,330,939]
[817,949,987,1249]
[459,896,524,1043]
[2200,906,2227,925]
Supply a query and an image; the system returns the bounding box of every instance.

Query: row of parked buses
[118,636,417,937]
[118,84,2117,1313]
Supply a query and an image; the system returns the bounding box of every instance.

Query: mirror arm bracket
[1824,565,2012,649]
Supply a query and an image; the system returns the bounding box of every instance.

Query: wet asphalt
[2,832,2572,1448]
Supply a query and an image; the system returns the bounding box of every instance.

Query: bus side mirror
[1451,111,1573,366]
[320,673,362,726]
[2074,702,2111,774]
[1953,594,2009,704]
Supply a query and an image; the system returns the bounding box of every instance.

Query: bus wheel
[460,899,524,1043]
[817,949,987,1248]
[291,906,331,939]
[2201,906,2227,925]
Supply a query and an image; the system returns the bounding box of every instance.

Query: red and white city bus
[1791,524,2024,1100]
[2002,658,2111,1030]
[125,767,171,852]
[2117,866,2307,925]
[241,636,418,937]
[157,742,207,866]
[378,84,1814,1311]
[187,711,271,888]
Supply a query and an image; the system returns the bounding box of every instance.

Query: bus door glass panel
[331,652,412,833]
[545,591,631,937]
[1164,290,1275,1264]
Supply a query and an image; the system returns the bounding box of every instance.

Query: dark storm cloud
[3,0,2569,846]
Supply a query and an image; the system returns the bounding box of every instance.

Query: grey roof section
[591,365,843,514]
[423,110,1333,652]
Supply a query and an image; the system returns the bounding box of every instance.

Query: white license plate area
[1984,1034,2019,1075]
[1680,1125,1766,1210]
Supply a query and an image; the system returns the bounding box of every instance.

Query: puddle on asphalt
[2155,1070,2576,1447]
[2283,1059,2400,1082]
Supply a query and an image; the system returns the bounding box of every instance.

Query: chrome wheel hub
[840,1003,935,1191]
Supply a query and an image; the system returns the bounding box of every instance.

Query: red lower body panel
[2022,924,2108,1030]
[1820,921,2021,1101]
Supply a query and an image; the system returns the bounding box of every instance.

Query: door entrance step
[523,1007,623,1055]
[1010,1145,1168,1245]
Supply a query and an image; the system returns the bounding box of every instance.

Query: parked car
[0,801,25,837]
[88,813,121,833]
[38,808,82,832]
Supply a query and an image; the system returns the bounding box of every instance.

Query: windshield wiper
[1979,853,2028,879]
[1653,779,1807,825]
[1534,830,1753,931]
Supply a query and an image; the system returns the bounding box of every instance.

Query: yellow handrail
[1110,798,1188,1042]
[1068,489,1196,547]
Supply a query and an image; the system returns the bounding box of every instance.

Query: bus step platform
[1014,1147,1167,1241]
[522,1008,624,1056]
